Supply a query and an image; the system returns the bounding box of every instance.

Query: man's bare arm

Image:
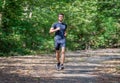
[49,27,60,33]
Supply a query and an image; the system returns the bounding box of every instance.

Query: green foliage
[0,0,120,55]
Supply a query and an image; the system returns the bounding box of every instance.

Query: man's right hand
[55,27,60,31]
[49,27,60,33]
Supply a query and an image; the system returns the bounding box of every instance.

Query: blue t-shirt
[52,22,67,39]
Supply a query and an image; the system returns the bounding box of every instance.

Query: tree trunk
[0,13,2,27]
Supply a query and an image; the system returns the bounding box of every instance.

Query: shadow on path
[0,49,120,83]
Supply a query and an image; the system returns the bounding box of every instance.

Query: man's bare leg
[55,50,61,70]
[56,50,60,63]
[61,47,65,67]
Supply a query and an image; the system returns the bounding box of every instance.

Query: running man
[49,13,67,70]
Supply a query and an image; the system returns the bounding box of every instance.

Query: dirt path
[0,49,120,83]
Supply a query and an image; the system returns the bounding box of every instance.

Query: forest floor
[0,48,120,83]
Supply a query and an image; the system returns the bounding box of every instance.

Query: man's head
[58,13,64,22]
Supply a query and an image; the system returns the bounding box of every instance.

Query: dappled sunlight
[0,49,120,83]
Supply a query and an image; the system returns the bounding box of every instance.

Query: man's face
[58,15,64,22]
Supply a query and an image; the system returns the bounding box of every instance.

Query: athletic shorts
[54,37,66,50]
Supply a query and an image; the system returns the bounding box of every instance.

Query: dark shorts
[54,38,66,50]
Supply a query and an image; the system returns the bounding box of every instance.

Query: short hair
[58,13,64,16]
